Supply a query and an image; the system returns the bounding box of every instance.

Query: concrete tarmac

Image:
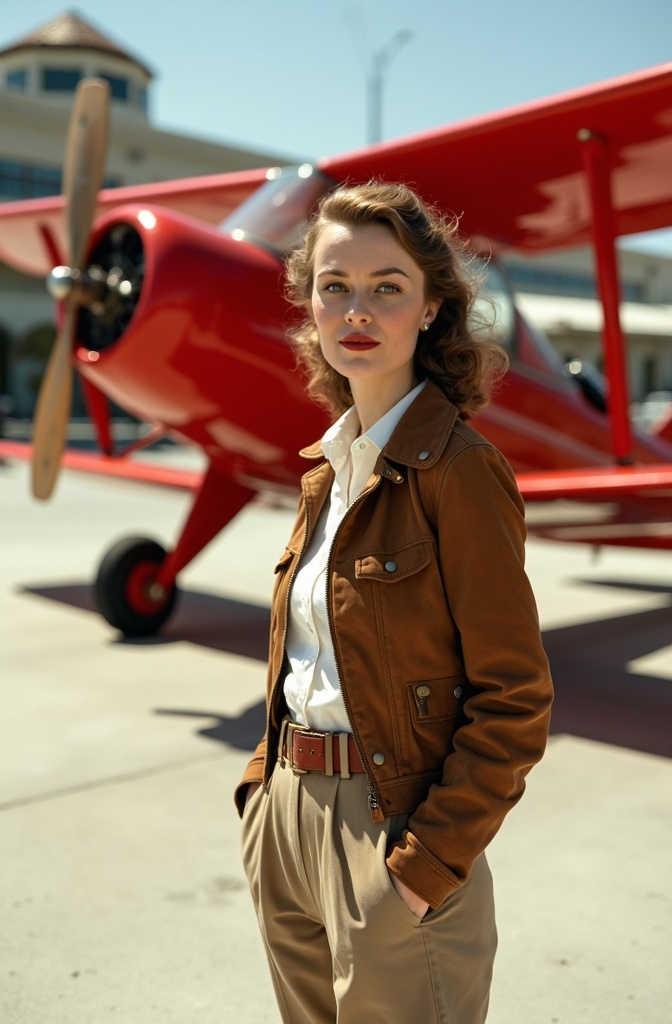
[1,454,671,1023]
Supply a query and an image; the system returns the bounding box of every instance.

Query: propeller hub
[47,265,109,305]
[47,265,77,299]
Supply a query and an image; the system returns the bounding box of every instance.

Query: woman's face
[310,221,438,394]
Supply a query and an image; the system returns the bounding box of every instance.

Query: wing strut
[578,129,634,465]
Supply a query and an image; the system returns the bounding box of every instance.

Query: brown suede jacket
[235,381,553,909]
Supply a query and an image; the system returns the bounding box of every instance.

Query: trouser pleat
[242,762,497,1023]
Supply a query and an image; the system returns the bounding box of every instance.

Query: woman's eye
[324,282,346,293]
[377,283,400,294]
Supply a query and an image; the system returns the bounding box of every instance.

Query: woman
[235,181,553,1024]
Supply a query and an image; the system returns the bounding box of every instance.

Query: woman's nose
[345,304,372,325]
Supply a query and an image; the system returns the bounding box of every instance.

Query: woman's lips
[340,335,380,351]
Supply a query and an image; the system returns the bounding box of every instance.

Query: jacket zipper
[324,477,385,822]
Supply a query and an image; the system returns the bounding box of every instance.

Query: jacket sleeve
[386,442,553,907]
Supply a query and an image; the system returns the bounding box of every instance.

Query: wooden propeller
[31,78,110,500]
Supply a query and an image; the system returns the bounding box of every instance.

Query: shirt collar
[321,405,360,472]
[320,380,427,472]
[300,379,460,466]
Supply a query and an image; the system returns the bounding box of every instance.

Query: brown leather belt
[278,717,365,777]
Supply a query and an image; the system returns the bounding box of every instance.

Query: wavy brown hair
[285,180,508,418]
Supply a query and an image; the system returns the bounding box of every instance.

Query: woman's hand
[244,782,262,808]
[387,869,430,920]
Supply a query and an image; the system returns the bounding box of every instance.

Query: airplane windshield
[220,165,334,255]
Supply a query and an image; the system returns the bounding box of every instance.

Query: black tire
[94,536,178,637]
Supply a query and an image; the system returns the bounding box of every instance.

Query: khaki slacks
[242,760,497,1024]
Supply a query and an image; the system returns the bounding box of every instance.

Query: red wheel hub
[124,560,166,616]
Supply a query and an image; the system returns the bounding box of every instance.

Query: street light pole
[367,30,413,145]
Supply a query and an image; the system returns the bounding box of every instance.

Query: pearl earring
[422,322,430,331]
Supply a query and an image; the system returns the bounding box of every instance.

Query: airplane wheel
[95,536,178,637]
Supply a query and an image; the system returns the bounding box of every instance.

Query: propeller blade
[30,78,110,500]
[63,78,110,268]
[31,305,75,500]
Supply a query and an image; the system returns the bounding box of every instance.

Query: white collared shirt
[284,381,426,732]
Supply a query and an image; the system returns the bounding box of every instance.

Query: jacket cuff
[386,830,464,909]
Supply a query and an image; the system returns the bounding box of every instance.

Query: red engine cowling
[74,204,327,486]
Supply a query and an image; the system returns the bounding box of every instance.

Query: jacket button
[384,561,397,572]
[372,752,386,765]
[453,685,463,699]
[418,450,430,461]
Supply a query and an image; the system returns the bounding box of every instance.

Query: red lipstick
[340,333,380,351]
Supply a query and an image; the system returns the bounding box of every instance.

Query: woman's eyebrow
[315,266,410,279]
[371,267,410,279]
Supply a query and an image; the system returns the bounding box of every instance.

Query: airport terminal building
[1,11,671,420]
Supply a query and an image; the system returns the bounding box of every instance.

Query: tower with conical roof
[0,10,153,118]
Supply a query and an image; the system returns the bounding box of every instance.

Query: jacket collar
[299,380,459,470]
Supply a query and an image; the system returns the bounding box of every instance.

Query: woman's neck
[350,370,418,434]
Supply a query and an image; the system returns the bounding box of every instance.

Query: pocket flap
[355,541,432,582]
[274,548,295,573]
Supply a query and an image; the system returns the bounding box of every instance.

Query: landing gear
[95,536,177,637]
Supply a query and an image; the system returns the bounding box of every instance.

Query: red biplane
[1,63,671,635]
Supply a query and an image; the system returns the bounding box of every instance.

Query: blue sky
[4,2,672,254]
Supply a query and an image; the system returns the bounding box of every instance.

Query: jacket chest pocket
[355,540,432,583]
[353,539,455,685]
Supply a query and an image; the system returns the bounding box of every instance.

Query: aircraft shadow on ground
[18,578,672,757]
[19,583,270,661]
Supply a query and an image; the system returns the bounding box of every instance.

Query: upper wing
[320,63,672,252]
[0,167,270,277]
[2,63,670,270]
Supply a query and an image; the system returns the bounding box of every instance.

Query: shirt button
[358,441,367,449]
[384,561,397,572]
[418,450,430,461]
[372,752,386,765]
[453,685,463,699]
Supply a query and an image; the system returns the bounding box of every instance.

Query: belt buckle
[286,720,308,775]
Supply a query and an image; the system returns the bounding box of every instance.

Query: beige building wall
[1,89,287,187]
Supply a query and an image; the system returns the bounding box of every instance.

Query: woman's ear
[422,300,440,328]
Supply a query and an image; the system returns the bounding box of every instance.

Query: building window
[42,68,81,92]
[0,160,62,199]
[0,160,121,200]
[99,73,128,101]
[642,357,657,396]
[137,85,148,112]
[7,68,27,90]
[505,263,645,303]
